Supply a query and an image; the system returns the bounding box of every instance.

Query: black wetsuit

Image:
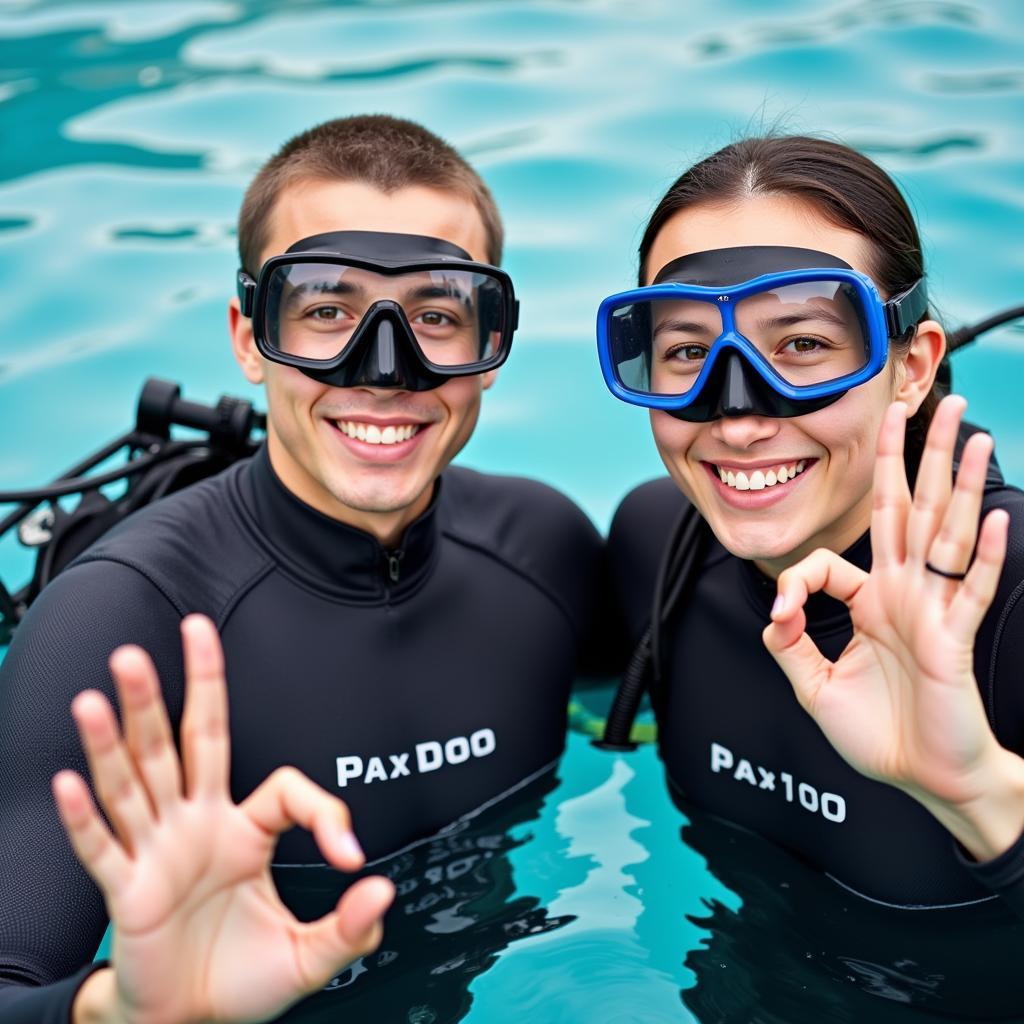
[0,447,606,1022]
[608,461,1024,912]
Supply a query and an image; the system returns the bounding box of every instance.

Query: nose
[710,411,781,449]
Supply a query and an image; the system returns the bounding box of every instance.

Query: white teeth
[716,460,810,491]
[335,421,421,445]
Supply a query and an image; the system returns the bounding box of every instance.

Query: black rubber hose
[595,505,704,750]
[0,440,209,505]
[592,623,652,751]
[947,305,1024,352]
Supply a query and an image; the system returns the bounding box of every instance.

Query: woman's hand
[60,614,394,1024]
[762,395,1024,862]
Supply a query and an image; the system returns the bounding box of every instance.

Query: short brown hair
[639,135,941,478]
[238,114,504,273]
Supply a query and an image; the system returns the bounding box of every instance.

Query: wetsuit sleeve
[957,491,1024,918]
[0,560,184,1021]
[957,833,1024,919]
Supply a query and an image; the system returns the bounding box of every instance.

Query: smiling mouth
[331,420,423,446]
[709,459,812,491]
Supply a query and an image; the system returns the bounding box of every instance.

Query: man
[0,115,606,1022]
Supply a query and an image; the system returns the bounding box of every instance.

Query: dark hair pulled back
[639,135,942,475]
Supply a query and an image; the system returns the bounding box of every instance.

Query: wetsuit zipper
[385,549,404,585]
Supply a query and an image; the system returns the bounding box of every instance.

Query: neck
[265,432,432,548]
[752,489,874,580]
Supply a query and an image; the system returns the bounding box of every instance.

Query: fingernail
[771,594,785,617]
[338,831,363,862]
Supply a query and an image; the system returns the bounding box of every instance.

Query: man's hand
[57,614,394,1024]
[763,396,1024,862]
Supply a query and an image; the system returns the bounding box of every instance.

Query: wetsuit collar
[241,445,440,602]
[739,531,873,634]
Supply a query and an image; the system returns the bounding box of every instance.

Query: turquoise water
[2,1,1024,1020]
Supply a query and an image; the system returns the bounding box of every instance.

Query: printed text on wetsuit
[336,728,497,787]
[710,741,847,823]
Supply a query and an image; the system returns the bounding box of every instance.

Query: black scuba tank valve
[135,378,262,451]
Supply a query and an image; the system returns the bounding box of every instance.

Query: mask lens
[733,280,870,387]
[608,295,724,397]
[264,262,508,368]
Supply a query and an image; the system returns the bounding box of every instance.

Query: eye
[308,305,347,323]
[666,343,708,363]
[415,310,455,327]
[782,335,828,354]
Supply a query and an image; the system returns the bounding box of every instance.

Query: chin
[334,486,419,517]
[710,520,806,564]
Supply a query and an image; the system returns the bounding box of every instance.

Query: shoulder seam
[68,554,188,618]
[440,528,579,638]
[218,561,276,631]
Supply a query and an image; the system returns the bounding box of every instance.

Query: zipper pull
[386,550,404,584]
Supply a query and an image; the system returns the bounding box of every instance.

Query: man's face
[230,179,494,545]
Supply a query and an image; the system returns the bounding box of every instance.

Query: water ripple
[686,0,984,65]
[924,69,1024,93]
[0,1,241,42]
[856,132,986,160]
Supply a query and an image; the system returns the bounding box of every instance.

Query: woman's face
[645,193,908,577]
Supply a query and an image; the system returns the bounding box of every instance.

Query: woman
[600,136,1024,916]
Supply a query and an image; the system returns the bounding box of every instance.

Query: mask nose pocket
[343,303,443,391]
[370,317,397,382]
[719,350,757,417]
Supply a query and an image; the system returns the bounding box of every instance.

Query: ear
[229,297,264,385]
[480,368,499,392]
[893,318,945,415]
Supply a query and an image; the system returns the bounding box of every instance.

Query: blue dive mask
[237,230,519,392]
[596,246,927,421]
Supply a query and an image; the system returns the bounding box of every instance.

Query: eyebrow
[403,282,474,307]
[755,310,852,330]
[283,279,360,307]
[653,318,717,336]
[281,279,476,309]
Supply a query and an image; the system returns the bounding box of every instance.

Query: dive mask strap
[236,270,256,318]
[884,277,928,339]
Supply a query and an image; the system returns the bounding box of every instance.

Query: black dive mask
[237,230,519,392]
